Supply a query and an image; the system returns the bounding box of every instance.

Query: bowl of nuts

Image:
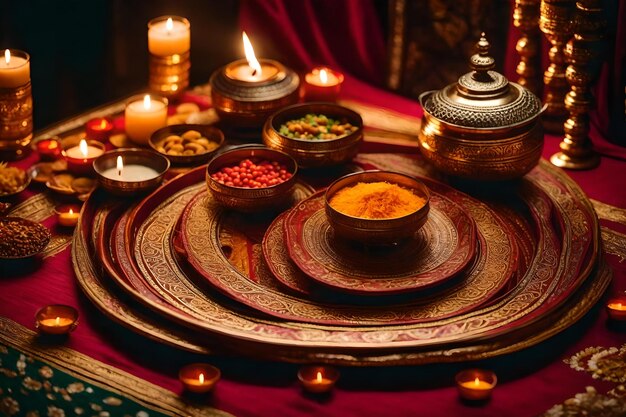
[0,162,31,198]
[206,146,297,212]
[0,217,51,259]
[149,124,224,165]
[262,102,363,168]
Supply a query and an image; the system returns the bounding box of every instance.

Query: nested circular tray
[73,157,607,365]
[278,190,476,295]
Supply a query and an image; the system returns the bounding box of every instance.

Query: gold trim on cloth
[0,317,232,417]
[601,227,626,263]
[593,199,626,227]
[8,192,55,222]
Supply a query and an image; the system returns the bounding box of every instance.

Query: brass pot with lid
[418,34,545,180]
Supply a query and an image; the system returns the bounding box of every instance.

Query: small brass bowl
[206,146,297,212]
[149,124,224,166]
[324,171,430,244]
[93,148,169,196]
[262,102,363,168]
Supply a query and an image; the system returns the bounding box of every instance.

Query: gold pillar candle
[148,16,191,97]
[0,49,33,160]
[514,0,542,95]
[124,94,168,145]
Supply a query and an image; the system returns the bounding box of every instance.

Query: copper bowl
[324,171,430,244]
[417,35,545,181]
[206,146,297,212]
[93,148,169,196]
[149,124,224,166]
[262,102,363,168]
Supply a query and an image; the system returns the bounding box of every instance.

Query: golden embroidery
[592,199,626,227]
[8,193,55,222]
[602,227,626,263]
[42,234,73,258]
[541,386,626,417]
[565,344,626,384]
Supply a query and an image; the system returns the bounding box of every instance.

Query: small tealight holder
[148,16,191,97]
[455,369,497,401]
[55,204,81,228]
[93,148,169,195]
[301,67,344,102]
[85,117,114,142]
[35,304,79,335]
[179,363,221,393]
[297,365,340,394]
[606,296,626,321]
[63,139,106,176]
[33,137,62,161]
[0,49,33,160]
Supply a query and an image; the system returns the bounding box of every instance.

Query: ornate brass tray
[73,155,608,365]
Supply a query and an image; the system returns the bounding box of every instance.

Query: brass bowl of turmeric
[324,171,430,245]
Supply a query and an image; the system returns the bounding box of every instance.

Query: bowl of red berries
[206,146,298,212]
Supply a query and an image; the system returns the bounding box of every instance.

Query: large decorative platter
[279,190,477,295]
[72,156,608,365]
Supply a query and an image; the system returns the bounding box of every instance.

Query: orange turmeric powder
[329,181,426,219]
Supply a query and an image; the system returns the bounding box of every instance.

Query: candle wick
[251,68,257,77]
[118,169,122,177]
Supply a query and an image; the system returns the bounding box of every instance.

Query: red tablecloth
[1,75,626,416]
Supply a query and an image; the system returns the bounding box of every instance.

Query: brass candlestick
[550,0,606,170]
[540,0,576,133]
[514,0,542,95]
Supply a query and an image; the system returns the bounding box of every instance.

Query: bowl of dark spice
[262,102,363,168]
[325,170,430,244]
[0,217,51,259]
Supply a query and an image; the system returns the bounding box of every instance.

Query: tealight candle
[34,137,62,161]
[63,139,105,175]
[55,204,81,227]
[125,94,168,145]
[455,369,497,401]
[93,149,169,195]
[85,117,114,142]
[224,32,280,83]
[179,363,221,393]
[35,305,79,335]
[302,67,344,102]
[0,49,30,88]
[297,366,340,394]
[100,155,160,182]
[606,297,626,321]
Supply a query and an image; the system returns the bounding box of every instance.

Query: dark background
[0,0,242,129]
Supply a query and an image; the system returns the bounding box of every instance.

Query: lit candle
[35,138,62,161]
[125,94,168,145]
[35,305,79,335]
[64,139,105,175]
[298,366,339,394]
[607,297,626,321]
[85,117,114,142]
[302,67,344,102]
[100,155,159,182]
[148,16,190,56]
[55,204,81,227]
[179,363,220,393]
[224,32,280,83]
[455,369,497,401]
[0,49,30,88]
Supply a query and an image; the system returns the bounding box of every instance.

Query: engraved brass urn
[418,35,545,180]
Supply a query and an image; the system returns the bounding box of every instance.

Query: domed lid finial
[470,33,495,78]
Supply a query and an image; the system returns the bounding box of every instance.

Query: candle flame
[4,49,9,65]
[199,373,205,384]
[316,372,322,383]
[55,317,60,325]
[320,69,328,84]
[100,119,107,129]
[166,17,173,32]
[79,139,88,157]
[474,377,480,386]
[143,94,151,110]
[242,31,262,78]
[69,208,74,215]
[116,155,123,177]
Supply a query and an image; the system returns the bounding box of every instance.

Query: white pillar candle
[125,94,168,145]
[0,49,30,88]
[148,16,190,56]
